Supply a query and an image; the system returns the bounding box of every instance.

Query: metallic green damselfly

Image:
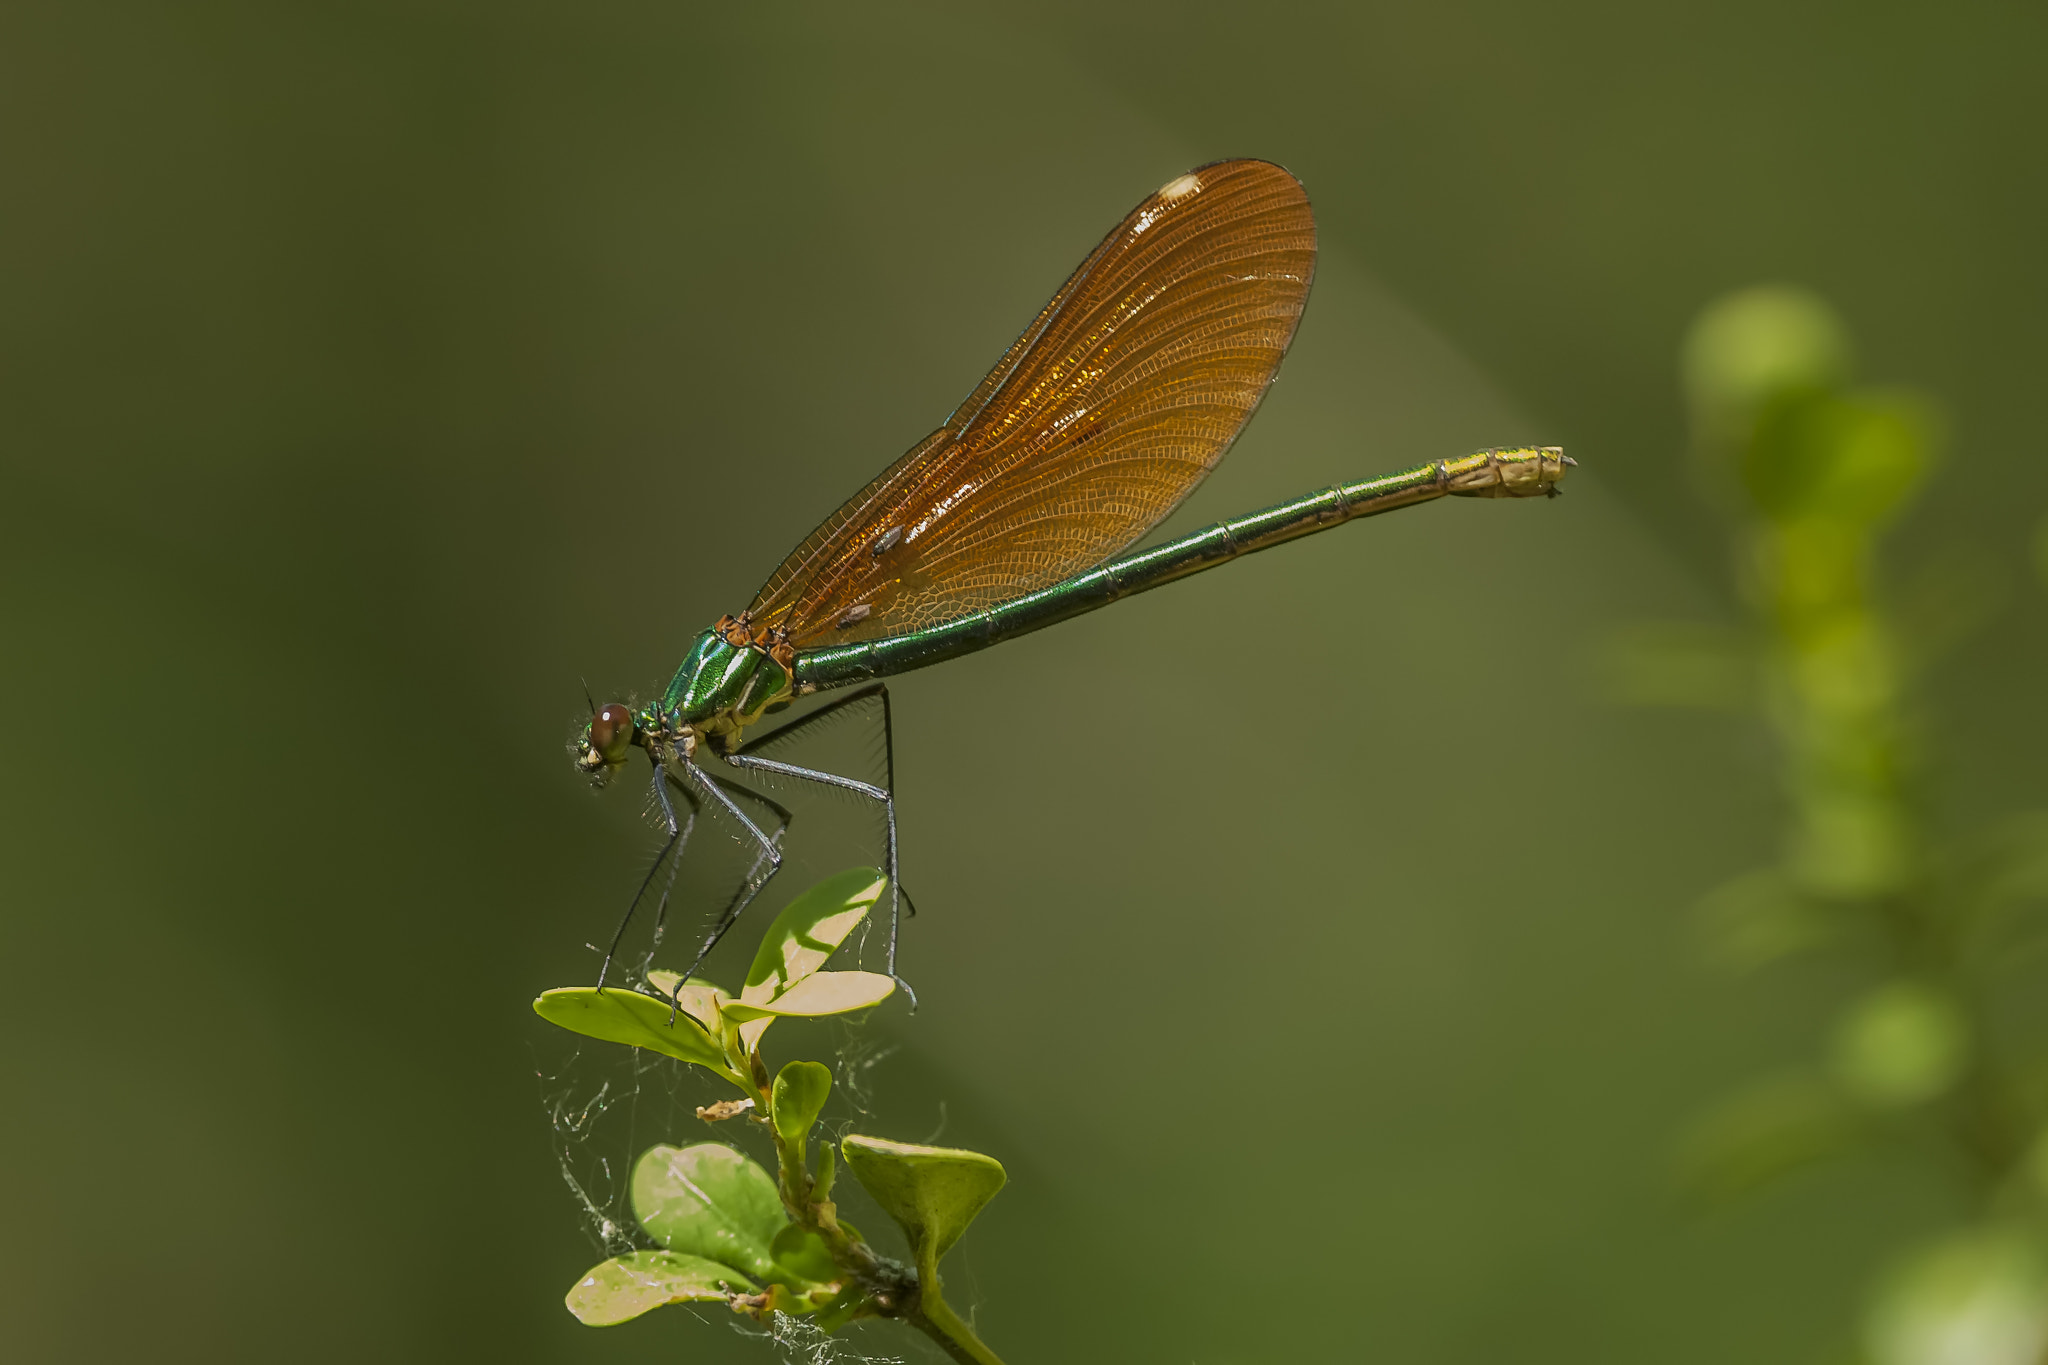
[575,160,1571,995]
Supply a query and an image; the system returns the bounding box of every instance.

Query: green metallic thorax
[650,628,794,750]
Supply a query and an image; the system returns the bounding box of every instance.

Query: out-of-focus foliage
[1617,287,2048,1363]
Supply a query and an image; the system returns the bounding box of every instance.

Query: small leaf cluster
[1625,286,2048,1363]
[535,867,1008,1364]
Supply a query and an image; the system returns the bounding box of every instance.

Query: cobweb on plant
[537,1025,912,1365]
[539,1042,709,1258]
[540,691,915,1361]
[737,1313,909,1365]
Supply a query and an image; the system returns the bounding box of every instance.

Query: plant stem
[908,1291,1008,1365]
[753,1048,1008,1363]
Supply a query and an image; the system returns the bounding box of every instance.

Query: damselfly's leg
[597,758,698,991]
[632,770,707,986]
[721,686,910,1004]
[724,750,906,981]
[701,769,796,847]
[728,683,915,1001]
[693,767,796,956]
[674,756,788,984]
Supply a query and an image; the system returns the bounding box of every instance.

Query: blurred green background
[5,2,2047,1361]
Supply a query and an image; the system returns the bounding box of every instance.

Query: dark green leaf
[773,1060,832,1158]
[1679,1075,1862,1200]
[1741,389,1935,527]
[564,1250,753,1327]
[770,1224,841,1286]
[814,1142,836,1202]
[809,1285,873,1335]
[1693,868,1841,972]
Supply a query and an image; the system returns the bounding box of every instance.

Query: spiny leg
[673,756,788,984]
[723,754,900,962]
[597,757,694,991]
[731,683,916,1003]
[701,769,796,845]
[738,688,907,881]
[740,683,898,777]
[645,770,795,1022]
[631,770,701,987]
[695,766,799,957]
[724,712,909,1010]
[656,773,786,1025]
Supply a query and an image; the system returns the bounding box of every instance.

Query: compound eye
[589,703,636,764]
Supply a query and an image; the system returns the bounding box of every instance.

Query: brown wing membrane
[749,159,1316,648]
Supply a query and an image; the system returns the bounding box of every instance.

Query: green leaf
[839,1135,1006,1278]
[1693,867,1842,972]
[814,1141,836,1202]
[769,1223,841,1286]
[773,1060,832,1157]
[642,971,730,1034]
[1866,1226,2048,1365]
[1834,982,1967,1107]
[810,1285,873,1335]
[631,1143,790,1284]
[1682,285,1850,441]
[742,868,887,1006]
[534,987,736,1078]
[564,1250,754,1326]
[1679,1074,1862,1200]
[738,1014,776,1058]
[1741,389,1935,527]
[723,971,896,1022]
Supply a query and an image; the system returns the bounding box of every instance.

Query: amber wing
[749,158,1317,649]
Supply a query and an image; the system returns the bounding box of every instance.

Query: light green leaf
[723,971,896,1022]
[534,987,735,1078]
[1866,1227,2048,1365]
[631,1143,789,1284]
[840,1135,1006,1278]
[564,1250,754,1326]
[1683,285,1850,440]
[773,1061,832,1160]
[742,868,887,1007]
[643,971,730,1034]
[1834,982,1967,1107]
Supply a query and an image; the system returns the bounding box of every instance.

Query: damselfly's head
[574,701,638,786]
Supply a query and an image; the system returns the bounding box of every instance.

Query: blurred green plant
[534,867,1008,1365]
[1613,285,2048,1364]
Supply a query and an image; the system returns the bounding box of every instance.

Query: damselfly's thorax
[572,614,799,783]
[660,614,798,739]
